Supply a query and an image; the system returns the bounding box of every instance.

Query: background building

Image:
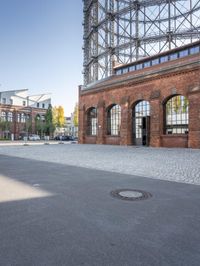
[54,115,78,138]
[0,89,51,140]
[70,112,78,138]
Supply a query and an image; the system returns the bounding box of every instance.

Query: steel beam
[83,0,200,86]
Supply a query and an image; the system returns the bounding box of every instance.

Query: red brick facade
[79,51,200,148]
[0,104,47,140]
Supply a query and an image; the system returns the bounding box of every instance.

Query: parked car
[54,135,74,141]
[29,134,40,141]
[54,135,62,140]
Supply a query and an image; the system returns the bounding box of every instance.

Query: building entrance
[133,101,150,146]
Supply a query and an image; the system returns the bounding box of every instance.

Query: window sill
[162,134,188,137]
[106,135,120,137]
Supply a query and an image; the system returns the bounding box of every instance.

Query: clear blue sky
[0,0,83,116]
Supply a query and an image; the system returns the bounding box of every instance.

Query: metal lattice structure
[82,0,200,86]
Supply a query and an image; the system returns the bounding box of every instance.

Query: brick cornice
[80,60,200,96]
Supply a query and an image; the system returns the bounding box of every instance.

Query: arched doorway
[132,100,150,146]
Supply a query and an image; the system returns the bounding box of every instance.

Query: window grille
[165,95,189,134]
[107,105,121,136]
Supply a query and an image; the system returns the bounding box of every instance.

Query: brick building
[0,89,51,140]
[79,41,200,148]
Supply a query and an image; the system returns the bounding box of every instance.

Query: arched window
[165,95,189,134]
[35,114,41,121]
[26,114,31,121]
[87,108,97,136]
[41,115,45,122]
[17,113,21,122]
[1,111,7,121]
[21,113,26,123]
[107,104,121,136]
[7,112,13,122]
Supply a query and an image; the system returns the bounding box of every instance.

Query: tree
[0,120,11,139]
[0,120,11,131]
[44,105,55,135]
[57,106,65,128]
[35,114,43,135]
[73,103,78,127]
[23,116,32,135]
[52,106,58,128]
[52,106,65,128]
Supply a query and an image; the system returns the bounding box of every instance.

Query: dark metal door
[133,115,150,146]
[142,116,150,146]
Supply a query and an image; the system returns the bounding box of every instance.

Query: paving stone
[0,144,200,185]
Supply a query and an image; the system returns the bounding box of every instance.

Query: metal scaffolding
[82,0,200,86]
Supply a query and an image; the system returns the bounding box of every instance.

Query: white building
[0,89,51,109]
[54,116,78,138]
[70,112,78,138]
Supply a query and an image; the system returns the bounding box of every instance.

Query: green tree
[52,106,58,127]
[23,115,32,135]
[44,105,55,135]
[0,120,11,139]
[0,121,10,131]
[35,114,42,135]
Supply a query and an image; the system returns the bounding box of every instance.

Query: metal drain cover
[110,189,152,201]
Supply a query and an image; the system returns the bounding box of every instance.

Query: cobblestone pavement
[0,143,200,185]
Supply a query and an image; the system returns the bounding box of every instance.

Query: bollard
[44,136,50,145]
[23,136,29,146]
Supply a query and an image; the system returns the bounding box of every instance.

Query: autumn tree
[53,106,65,128]
[57,106,65,127]
[73,103,78,127]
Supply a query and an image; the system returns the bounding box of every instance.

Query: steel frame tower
[83,0,200,86]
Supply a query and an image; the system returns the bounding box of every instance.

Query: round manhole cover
[110,189,152,201]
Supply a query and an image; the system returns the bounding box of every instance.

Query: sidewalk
[0,140,75,146]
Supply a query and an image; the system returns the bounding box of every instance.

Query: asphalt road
[0,155,200,266]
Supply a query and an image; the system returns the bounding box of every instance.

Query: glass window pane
[129,65,135,72]
[189,46,200,55]
[165,95,189,135]
[122,67,128,74]
[1,111,7,121]
[7,112,13,122]
[170,53,178,60]
[87,108,97,136]
[115,69,122,75]
[152,58,159,66]
[144,61,151,68]
[107,104,121,136]
[179,49,189,58]
[136,64,143,70]
[160,56,168,63]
